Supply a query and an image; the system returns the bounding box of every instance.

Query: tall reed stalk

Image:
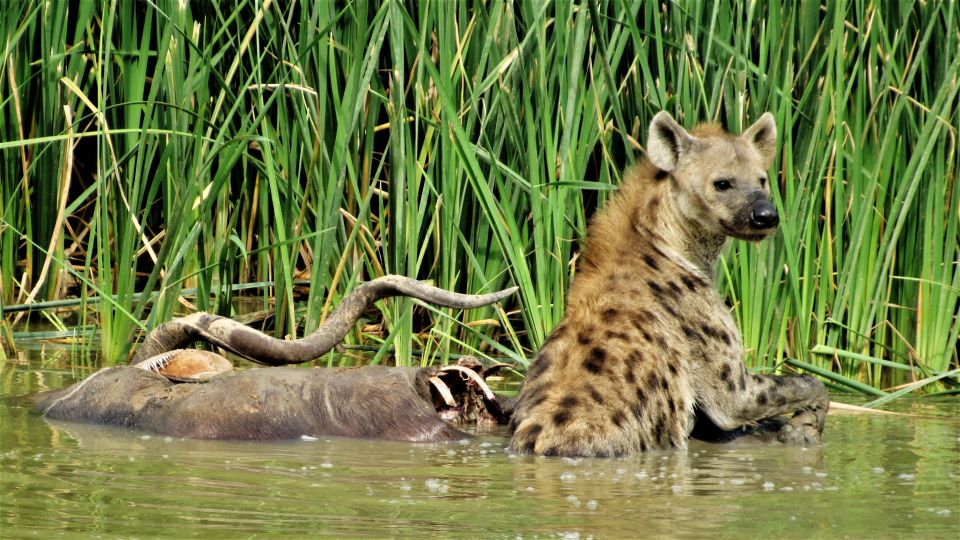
[1,1,957,395]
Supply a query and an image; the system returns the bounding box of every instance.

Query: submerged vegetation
[1,1,957,397]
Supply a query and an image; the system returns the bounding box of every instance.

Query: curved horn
[131,275,517,365]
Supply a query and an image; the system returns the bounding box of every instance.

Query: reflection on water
[2,347,958,537]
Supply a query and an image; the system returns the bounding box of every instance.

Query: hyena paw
[776,410,821,445]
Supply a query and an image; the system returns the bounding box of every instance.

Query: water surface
[2,347,958,538]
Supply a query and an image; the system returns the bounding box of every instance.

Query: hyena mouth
[719,219,772,242]
[720,195,779,240]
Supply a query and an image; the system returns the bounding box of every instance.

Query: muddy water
[2,347,958,538]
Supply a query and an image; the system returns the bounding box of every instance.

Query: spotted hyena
[509,111,829,457]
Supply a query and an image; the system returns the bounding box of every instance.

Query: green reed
[1,1,957,395]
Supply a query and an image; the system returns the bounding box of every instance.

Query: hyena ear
[742,112,778,169]
[646,111,693,172]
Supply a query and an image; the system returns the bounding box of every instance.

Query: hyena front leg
[696,367,830,445]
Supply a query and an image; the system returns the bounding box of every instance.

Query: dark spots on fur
[720,331,732,345]
[611,410,626,428]
[645,370,669,391]
[680,275,700,292]
[523,384,549,409]
[632,404,644,422]
[583,347,607,374]
[542,446,561,457]
[643,254,659,270]
[726,379,736,392]
[601,307,620,321]
[640,441,647,452]
[518,423,543,451]
[588,385,605,405]
[646,371,660,391]
[635,387,646,405]
[654,169,670,181]
[663,303,680,320]
[641,330,653,342]
[627,351,644,365]
[577,331,593,346]
[553,411,571,427]
[654,335,668,349]
[700,324,718,340]
[558,395,579,409]
[666,396,676,413]
[543,325,567,348]
[583,359,604,375]
[758,392,769,405]
[776,395,787,407]
[666,281,683,298]
[667,363,678,376]
[605,330,630,342]
[649,197,661,212]
[654,414,666,444]
[625,368,636,385]
[648,280,663,296]
[681,324,706,344]
[525,355,551,380]
[608,271,629,284]
[631,310,657,336]
[529,392,549,409]
[773,377,787,388]
[578,257,598,272]
[719,364,732,384]
[739,372,748,391]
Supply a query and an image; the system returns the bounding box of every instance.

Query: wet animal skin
[34,276,516,441]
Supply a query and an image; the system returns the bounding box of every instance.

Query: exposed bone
[429,376,457,406]
[133,351,178,373]
[440,364,496,401]
[133,349,233,382]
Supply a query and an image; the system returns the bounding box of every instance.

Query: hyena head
[646,111,779,241]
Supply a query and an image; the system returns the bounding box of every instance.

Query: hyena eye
[713,179,733,192]
[759,176,768,187]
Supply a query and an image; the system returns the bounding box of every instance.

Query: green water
[2,348,958,538]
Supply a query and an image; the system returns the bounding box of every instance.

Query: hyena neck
[575,161,727,285]
[662,211,728,278]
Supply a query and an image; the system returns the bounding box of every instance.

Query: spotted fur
[509,112,829,457]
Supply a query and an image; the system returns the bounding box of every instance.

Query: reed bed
[1,1,957,396]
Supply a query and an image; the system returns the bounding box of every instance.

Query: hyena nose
[749,203,779,229]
